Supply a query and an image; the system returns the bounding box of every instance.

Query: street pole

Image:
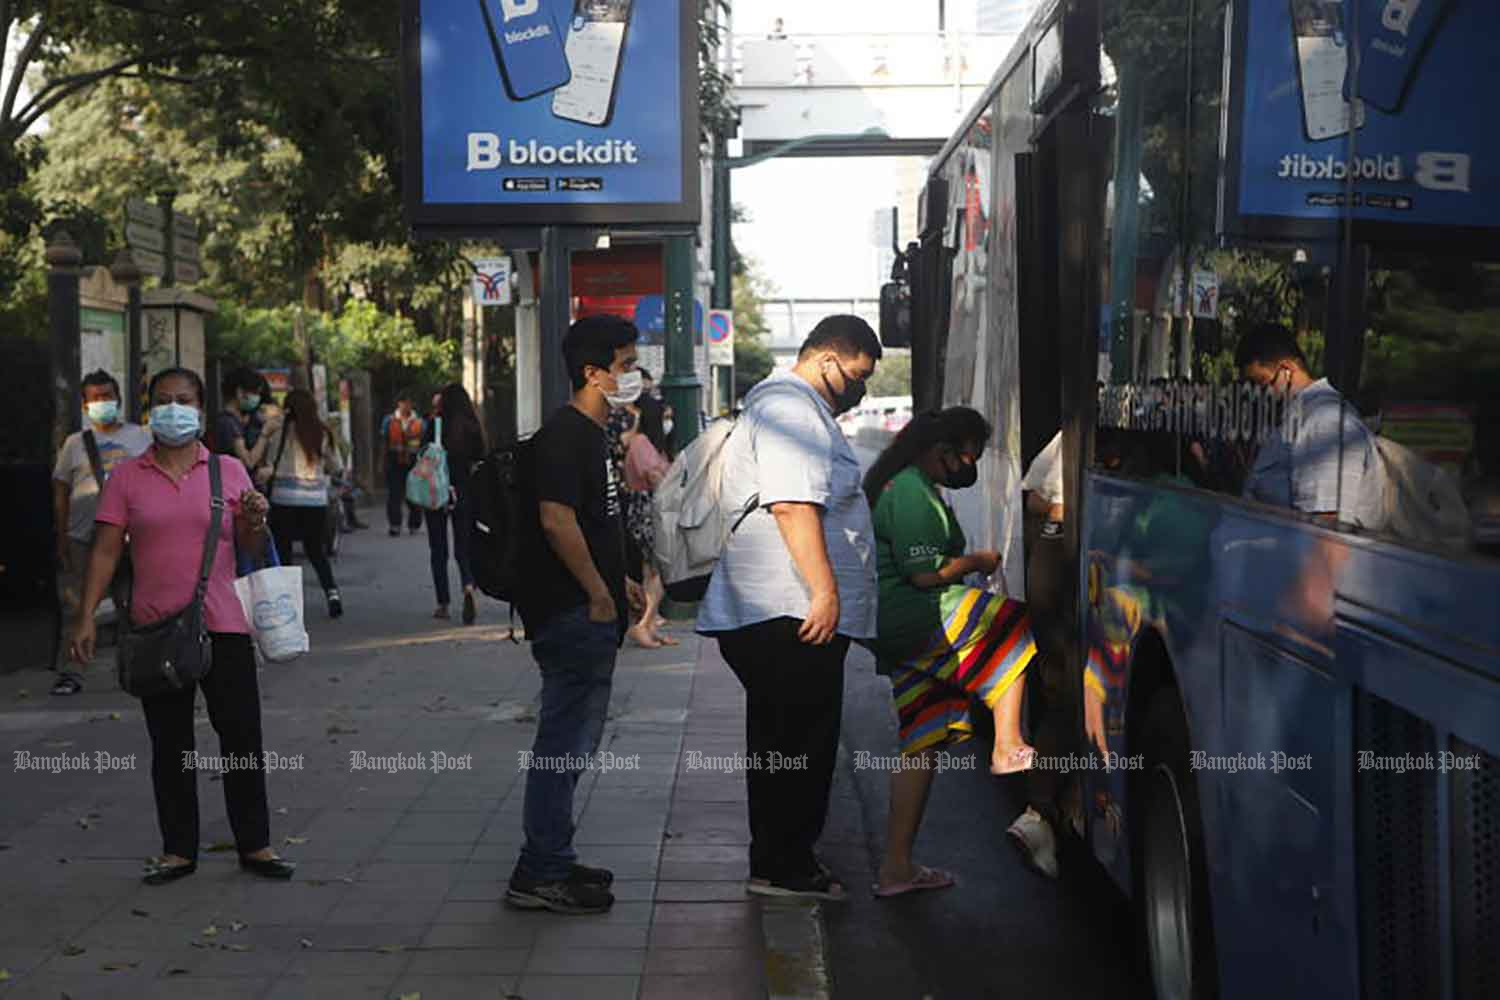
[109,249,145,422]
[539,226,574,419]
[46,231,83,455]
[662,236,701,451]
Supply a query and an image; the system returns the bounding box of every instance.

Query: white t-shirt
[52,423,154,541]
[1022,431,1064,507]
[1243,378,1385,529]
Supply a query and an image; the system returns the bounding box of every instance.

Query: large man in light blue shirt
[698,315,881,901]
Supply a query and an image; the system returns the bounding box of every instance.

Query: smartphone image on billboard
[551,0,632,127]
[1291,0,1365,142]
[1346,0,1451,113]
[479,0,572,102]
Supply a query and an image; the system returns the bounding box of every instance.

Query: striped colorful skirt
[888,588,1039,755]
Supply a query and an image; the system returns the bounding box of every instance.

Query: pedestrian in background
[380,392,426,536]
[509,315,645,915]
[621,394,676,648]
[50,369,151,695]
[69,367,295,886]
[242,373,274,451]
[425,383,486,623]
[697,315,883,902]
[262,388,345,619]
[214,367,276,475]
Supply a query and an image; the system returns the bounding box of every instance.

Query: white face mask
[662,418,675,437]
[600,369,643,408]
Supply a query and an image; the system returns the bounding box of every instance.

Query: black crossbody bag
[116,456,223,699]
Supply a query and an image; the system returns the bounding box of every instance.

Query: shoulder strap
[266,423,290,498]
[82,430,106,492]
[194,456,225,604]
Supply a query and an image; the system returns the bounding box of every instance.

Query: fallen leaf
[325,724,358,735]
[189,940,211,950]
[274,807,288,816]
[166,967,190,976]
[284,836,307,846]
[57,857,69,864]
[229,921,246,932]
[61,944,86,957]
[44,739,75,748]
[130,908,150,918]
[375,945,402,954]
[0,969,10,981]
[299,938,314,949]
[109,712,120,720]
[304,879,326,887]
[100,961,138,972]
[200,924,219,938]
[204,841,236,853]
[17,689,29,699]
[87,811,102,819]
[398,993,421,1000]
[328,676,340,683]
[75,818,90,830]
[223,944,250,953]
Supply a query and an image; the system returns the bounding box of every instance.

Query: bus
[884,3,1500,999]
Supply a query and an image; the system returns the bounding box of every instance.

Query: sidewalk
[0,525,823,999]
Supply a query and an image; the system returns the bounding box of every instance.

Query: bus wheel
[1139,689,1218,1000]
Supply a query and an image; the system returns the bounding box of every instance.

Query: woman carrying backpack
[262,388,344,619]
[425,383,487,623]
[622,395,677,648]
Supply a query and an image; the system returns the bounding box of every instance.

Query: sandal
[433,606,450,620]
[746,867,848,901]
[50,672,83,696]
[990,744,1037,776]
[874,864,956,898]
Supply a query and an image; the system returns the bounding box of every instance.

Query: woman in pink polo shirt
[70,368,296,886]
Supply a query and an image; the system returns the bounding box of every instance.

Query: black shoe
[389,527,401,537]
[571,862,614,886]
[745,866,848,902]
[239,855,296,879]
[350,520,370,530]
[506,871,614,914]
[143,860,197,885]
[462,591,476,625]
[327,590,343,619]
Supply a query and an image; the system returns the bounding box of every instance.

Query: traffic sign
[132,248,167,278]
[173,235,201,265]
[173,212,198,239]
[126,221,166,253]
[126,197,165,228]
[173,258,202,285]
[471,257,513,306]
[707,309,734,366]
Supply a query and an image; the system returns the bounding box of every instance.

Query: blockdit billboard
[402,0,700,230]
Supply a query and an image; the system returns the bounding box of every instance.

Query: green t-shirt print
[872,466,968,661]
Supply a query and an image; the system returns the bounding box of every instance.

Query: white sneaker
[1007,806,1059,879]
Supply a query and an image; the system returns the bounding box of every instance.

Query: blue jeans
[517,605,619,881]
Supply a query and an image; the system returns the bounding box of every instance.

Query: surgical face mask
[941,449,979,490]
[821,357,867,415]
[149,403,202,447]
[600,369,643,408]
[85,400,119,426]
[240,393,261,413]
[663,418,675,437]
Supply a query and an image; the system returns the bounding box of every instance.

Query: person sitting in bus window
[1237,323,1385,530]
[864,407,1041,896]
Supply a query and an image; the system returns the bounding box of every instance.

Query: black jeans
[270,504,337,593]
[1024,510,1071,829]
[425,490,474,608]
[140,633,271,860]
[715,617,849,882]
[385,453,423,531]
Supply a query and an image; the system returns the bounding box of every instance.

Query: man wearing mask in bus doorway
[50,369,152,696]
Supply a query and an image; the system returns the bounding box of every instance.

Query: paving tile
[513,973,641,1000]
[653,880,751,902]
[650,901,757,925]
[640,973,766,1000]
[648,921,760,950]
[656,860,748,882]
[322,893,443,925]
[386,974,519,1000]
[433,899,511,924]
[530,921,650,950]
[262,975,396,999]
[525,945,646,976]
[404,947,529,975]
[283,948,413,977]
[642,947,761,977]
[419,921,539,950]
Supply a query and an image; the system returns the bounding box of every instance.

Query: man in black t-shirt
[507,315,645,916]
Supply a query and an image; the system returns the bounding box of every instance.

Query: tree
[732,262,774,399]
[867,351,912,398]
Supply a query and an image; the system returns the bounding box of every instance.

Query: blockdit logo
[500,0,539,21]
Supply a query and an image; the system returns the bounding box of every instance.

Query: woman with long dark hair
[263,388,344,618]
[864,406,1040,896]
[621,394,676,647]
[426,383,487,623]
[70,367,294,884]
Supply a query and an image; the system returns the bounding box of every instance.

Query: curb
[760,899,834,1000]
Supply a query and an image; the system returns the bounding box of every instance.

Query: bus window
[1359,257,1500,560]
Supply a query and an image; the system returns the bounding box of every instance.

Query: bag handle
[194,456,225,606]
[83,429,106,492]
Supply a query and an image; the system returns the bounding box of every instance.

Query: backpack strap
[82,430,106,492]
[193,456,225,607]
[265,423,291,501]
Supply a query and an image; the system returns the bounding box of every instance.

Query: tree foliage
[732,261,774,399]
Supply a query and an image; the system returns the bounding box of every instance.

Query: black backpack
[470,436,539,622]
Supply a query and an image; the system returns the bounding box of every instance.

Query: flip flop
[873,865,956,898]
[990,744,1037,776]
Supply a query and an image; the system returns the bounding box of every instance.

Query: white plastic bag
[235,565,309,662]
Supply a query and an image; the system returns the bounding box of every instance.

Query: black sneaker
[389,528,401,537]
[327,590,343,619]
[571,862,614,886]
[506,871,614,914]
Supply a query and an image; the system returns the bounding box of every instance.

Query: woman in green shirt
[865,407,1040,896]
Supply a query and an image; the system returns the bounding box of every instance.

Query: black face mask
[822,358,867,415]
[942,460,979,490]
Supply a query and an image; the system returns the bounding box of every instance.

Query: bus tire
[1137,687,1218,1000]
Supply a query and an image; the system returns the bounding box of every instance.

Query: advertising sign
[471,257,514,306]
[707,309,733,366]
[1223,1,1498,242]
[1191,270,1219,319]
[402,0,700,230]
